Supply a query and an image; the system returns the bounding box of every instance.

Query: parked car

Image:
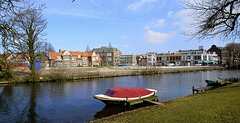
[167,63,175,66]
[194,63,202,66]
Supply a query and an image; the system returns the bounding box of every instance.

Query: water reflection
[0,70,239,122]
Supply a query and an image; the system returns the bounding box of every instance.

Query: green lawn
[93,83,240,123]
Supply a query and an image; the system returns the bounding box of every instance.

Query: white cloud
[128,0,157,10]
[144,18,165,30]
[174,9,195,32]
[167,11,173,17]
[122,44,129,48]
[144,26,150,29]
[145,30,170,44]
[154,19,165,27]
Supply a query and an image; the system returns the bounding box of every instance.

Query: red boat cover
[104,87,153,98]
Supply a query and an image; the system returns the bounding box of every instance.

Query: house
[207,45,223,64]
[0,54,29,69]
[49,50,101,67]
[91,43,122,66]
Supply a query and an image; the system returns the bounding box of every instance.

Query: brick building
[91,44,122,66]
[49,50,100,67]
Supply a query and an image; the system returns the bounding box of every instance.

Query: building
[91,44,122,66]
[49,50,101,67]
[156,52,182,66]
[155,46,218,66]
[207,45,223,64]
[119,55,137,66]
[179,46,218,66]
[146,52,156,66]
[136,55,146,66]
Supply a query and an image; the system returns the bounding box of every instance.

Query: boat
[93,87,157,106]
[205,78,231,87]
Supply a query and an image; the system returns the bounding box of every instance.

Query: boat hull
[94,89,157,106]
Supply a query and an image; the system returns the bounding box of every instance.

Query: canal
[0,70,239,122]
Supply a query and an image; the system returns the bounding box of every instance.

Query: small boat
[93,87,157,106]
[205,78,231,87]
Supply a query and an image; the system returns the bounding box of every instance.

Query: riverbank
[1,66,225,83]
[92,82,240,122]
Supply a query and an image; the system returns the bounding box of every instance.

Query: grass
[93,83,240,123]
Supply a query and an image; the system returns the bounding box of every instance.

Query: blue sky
[39,0,227,54]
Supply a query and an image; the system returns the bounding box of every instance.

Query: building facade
[146,52,156,66]
[156,53,182,66]
[154,46,218,66]
[119,55,137,66]
[91,44,122,66]
[136,55,146,66]
[207,45,223,64]
[49,50,101,67]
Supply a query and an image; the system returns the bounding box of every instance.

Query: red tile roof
[49,51,101,61]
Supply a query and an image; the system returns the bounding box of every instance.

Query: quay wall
[38,66,225,81]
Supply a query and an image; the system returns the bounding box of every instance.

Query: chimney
[59,49,61,53]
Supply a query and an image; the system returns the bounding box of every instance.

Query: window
[82,57,87,60]
[107,57,112,62]
[107,53,112,56]
[78,55,81,58]
[56,56,62,60]
[82,61,87,66]
[71,61,77,66]
[64,62,70,67]
[63,56,70,61]
[72,56,76,60]
[92,57,96,61]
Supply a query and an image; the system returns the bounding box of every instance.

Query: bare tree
[225,42,240,68]
[183,0,240,41]
[1,1,47,81]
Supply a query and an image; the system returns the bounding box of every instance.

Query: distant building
[154,46,218,66]
[156,52,182,66]
[207,45,223,64]
[178,46,218,66]
[146,52,156,66]
[120,55,137,66]
[136,55,146,66]
[49,50,100,67]
[91,43,122,66]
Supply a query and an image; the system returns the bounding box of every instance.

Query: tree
[183,0,240,41]
[225,42,240,68]
[38,42,55,54]
[1,1,47,81]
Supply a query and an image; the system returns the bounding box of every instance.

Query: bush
[0,69,15,80]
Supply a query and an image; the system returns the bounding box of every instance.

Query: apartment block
[146,52,156,66]
[120,55,137,66]
[92,44,122,66]
[155,46,218,66]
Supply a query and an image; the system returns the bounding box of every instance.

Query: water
[0,70,239,122]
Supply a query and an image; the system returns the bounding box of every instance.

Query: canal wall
[37,66,224,81]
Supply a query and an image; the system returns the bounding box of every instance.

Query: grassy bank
[93,82,240,122]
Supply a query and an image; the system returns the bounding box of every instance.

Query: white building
[146,52,156,66]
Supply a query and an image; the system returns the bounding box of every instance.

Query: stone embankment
[39,66,224,81]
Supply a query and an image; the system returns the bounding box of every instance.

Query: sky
[38,0,227,55]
